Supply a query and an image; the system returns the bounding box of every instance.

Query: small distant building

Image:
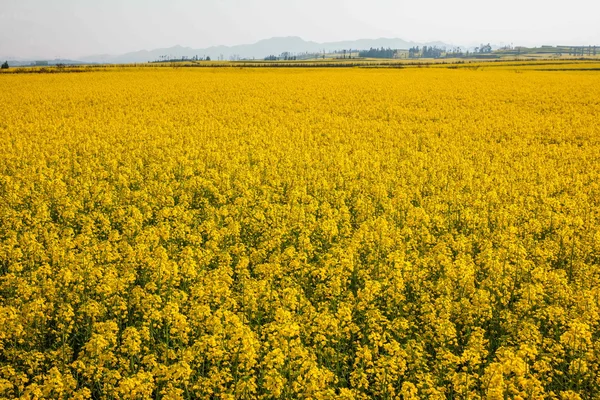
[34,61,49,66]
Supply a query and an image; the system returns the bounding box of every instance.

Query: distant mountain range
[75,36,455,64]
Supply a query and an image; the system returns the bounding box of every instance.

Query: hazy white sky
[1,0,599,59]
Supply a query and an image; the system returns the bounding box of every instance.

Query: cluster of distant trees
[280,52,297,61]
[1,61,8,69]
[407,43,494,58]
[408,46,444,58]
[358,47,396,59]
[474,43,493,53]
[332,49,354,59]
[446,47,464,57]
[156,55,211,62]
[264,53,298,61]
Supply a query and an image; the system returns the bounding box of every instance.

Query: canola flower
[0,66,600,399]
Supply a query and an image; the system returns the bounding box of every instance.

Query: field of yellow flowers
[1,65,600,399]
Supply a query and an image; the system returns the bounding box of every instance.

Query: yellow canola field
[1,67,600,399]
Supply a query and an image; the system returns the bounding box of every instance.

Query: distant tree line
[332,49,354,59]
[264,53,298,61]
[422,46,444,58]
[446,47,464,57]
[280,52,297,61]
[474,43,492,53]
[358,47,396,59]
[408,46,445,59]
[155,55,212,62]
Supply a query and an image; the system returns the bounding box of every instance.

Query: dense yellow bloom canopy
[1,65,600,399]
